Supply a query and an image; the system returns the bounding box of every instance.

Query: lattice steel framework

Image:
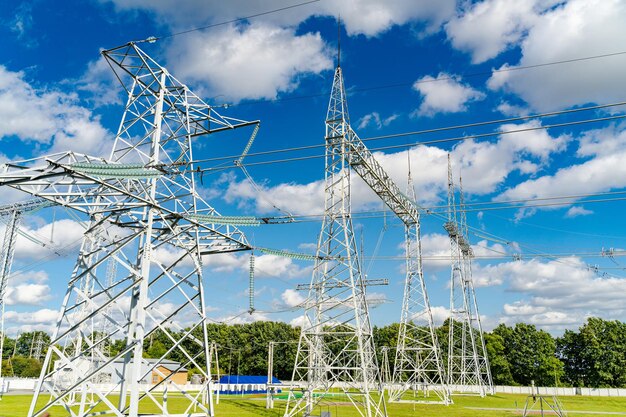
[445,155,493,396]
[388,170,449,404]
[0,42,258,417]
[0,199,51,381]
[284,64,387,417]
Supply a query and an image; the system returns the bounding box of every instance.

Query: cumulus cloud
[76,56,125,107]
[487,0,626,111]
[3,271,51,308]
[103,0,456,37]
[480,256,626,330]
[497,124,626,202]
[167,23,332,102]
[0,66,112,156]
[5,308,58,324]
[412,73,485,116]
[5,283,52,306]
[281,289,305,308]
[12,219,86,260]
[225,121,569,217]
[445,0,556,63]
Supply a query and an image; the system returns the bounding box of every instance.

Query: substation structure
[282,53,449,417]
[445,157,494,396]
[0,35,496,417]
[0,42,260,417]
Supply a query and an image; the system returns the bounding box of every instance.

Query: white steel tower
[284,60,387,417]
[0,42,259,417]
[445,155,493,396]
[388,167,449,404]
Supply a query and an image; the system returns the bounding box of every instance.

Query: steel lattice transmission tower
[0,199,51,380]
[445,155,493,396]
[388,168,449,404]
[284,62,387,417]
[0,41,258,417]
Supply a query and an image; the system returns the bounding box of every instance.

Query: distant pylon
[283,57,386,417]
[388,162,450,404]
[32,332,45,361]
[380,346,391,387]
[445,155,493,395]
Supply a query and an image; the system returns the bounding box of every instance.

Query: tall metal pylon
[445,155,493,396]
[0,41,259,417]
[388,164,450,404]
[283,59,387,417]
[0,199,51,381]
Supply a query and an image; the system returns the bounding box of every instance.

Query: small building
[149,360,188,385]
[53,358,188,386]
[218,375,281,394]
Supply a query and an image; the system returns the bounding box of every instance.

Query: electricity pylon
[0,41,258,417]
[388,167,449,404]
[0,199,52,380]
[284,60,387,417]
[445,155,493,396]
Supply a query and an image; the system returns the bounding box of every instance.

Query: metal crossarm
[345,128,420,226]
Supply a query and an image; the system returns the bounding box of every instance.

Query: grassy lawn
[1,392,625,417]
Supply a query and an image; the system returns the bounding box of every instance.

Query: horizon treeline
[2,317,625,388]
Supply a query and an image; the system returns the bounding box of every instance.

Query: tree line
[2,317,625,388]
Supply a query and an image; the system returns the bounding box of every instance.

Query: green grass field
[1,392,625,417]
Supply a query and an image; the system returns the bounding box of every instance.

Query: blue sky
[2,0,626,336]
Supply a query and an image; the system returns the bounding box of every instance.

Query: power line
[190,100,626,166]
[232,50,626,107]
[191,112,626,172]
[150,0,322,41]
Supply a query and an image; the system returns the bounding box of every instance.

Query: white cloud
[103,0,456,37]
[565,206,593,218]
[76,56,124,107]
[487,0,626,111]
[281,289,305,308]
[4,270,51,306]
[413,73,485,116]
[357,112,399,130]
[167,23,332,102]
[5,308,58,324]
[5,283,52,306]
[13,219,86,260]
[430,305,451,326]
[225,177,325,215]
[225,122,569,217]
[213,310,270,324]
[10,3,36,45]
[421,233,453,269]
[445,0,555,63]
[480,256,626,330]
[289,314,309,328]
[498,124,626,202]
[0,66,112,156]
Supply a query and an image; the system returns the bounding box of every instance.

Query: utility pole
[266,341,274,409]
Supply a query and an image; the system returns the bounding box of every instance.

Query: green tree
[484,332,514,385]
[557,317,626,387]
[9,356,42,377]
[493,323,563,386]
